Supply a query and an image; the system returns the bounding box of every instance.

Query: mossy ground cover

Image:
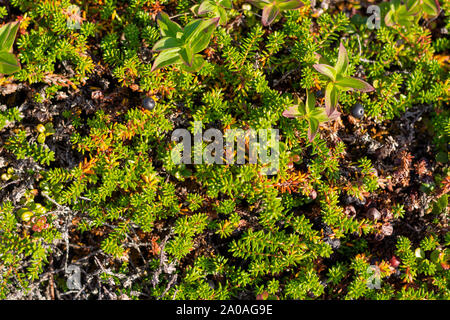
[0,0,449,300]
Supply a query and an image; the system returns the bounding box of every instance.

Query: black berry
[143,97,155,110]
[351,103,364,119]
[315,90,324,98]
[447,142,450,152]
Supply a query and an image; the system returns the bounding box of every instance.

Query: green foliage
[0,21,21,74]
[385,0,441,28]
[282,90,339,141]
[0,107,22,130]
[5,129,55,165]
[151,13,218,72]
[313,42,375,116]
[251,0,305,26]
[192,0,232,25]
[0,0,448,301]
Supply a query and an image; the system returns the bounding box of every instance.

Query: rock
[366,208,381,220]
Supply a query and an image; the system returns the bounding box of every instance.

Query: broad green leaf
[277,0,304,11]
[335,76,375,92]
[391,0,402,9]
[305,90,315,114]
[335,42,349,76]
[313,64,336,81]
[397,15,414,27]
[151,48,182,71]
[327,108,341,121]
[406,0,416,9]
[152,37,181,51]
[421,0,440,17]
[198,1,217,14]
[220,0,232,9]
[180,45,194,67]
[308,117,320,142]
[325,82,338,116]
[190,20,217,53]
[0,51,21,74]
[309,107,329,123]
[262,4,280,26]
[183,18,218,43]
[181,54,205,72]
[182,19,204,42]
[217,6,228,25]
[298,101,306,115]
[397,5,410,16]
[406,0,421,14]
[191,4,200,15]
[0,21,20,53]
[251,0,270,10]
[157,13,182,38]
[314,52,331,65]
[282,105,301,118]
[384,10,395,26]
[293,95,306,115]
